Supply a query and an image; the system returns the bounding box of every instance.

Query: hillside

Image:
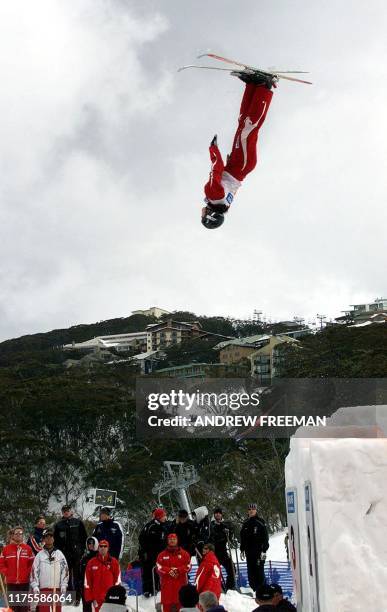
[0,312,386,547]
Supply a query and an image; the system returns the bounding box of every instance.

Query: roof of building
[349,313,387,327]
[213,334,272,351]
[156,362,242,373]
[63,331,147,350]
[130,350,161,360]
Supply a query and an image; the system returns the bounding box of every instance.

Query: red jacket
[156,546,191,606]
[195,551,222,600]
[204,144,241,209]
[0,543,34,584]
[84,553,120,603]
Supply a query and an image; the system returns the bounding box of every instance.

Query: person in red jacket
[201,72,275,230]
[84,540,121,612]
[0,526,34,612]
[195,544,222,601]
[156,533,191,612]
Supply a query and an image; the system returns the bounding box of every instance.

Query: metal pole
[176,488,191,513]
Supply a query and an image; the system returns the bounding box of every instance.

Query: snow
[286,405,387,611]
[125,589,259,611]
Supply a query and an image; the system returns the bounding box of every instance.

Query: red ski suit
[0,543,34,583]
[84,553,120,612]
[156,546,191,612]
[195,551,222,600]
[204,83,273,208]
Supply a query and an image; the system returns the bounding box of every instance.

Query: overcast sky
[1,0,386,341]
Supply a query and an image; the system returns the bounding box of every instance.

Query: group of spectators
[0,504,124,612]
[137,503,295,611]
[138,503,269,596]
[0,502,295,611]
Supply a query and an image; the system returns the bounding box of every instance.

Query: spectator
[179,584,199,611]
[54,504,87,604]
[156,533,191,612]
[240,504,269,592]
[30,528,69,612]
[84,540,121,612]
[195,544,222,601]
[192,507,210,557]
[93,508,123,561]
[168,509,198,556]
[0,526,34,612]
[198,591,227,612]
[138,508,169,597]
[80,537,99,612]
[27,516,46,556]
[208,508,235,591]
[254,583,296,611]
[100,585,127,612]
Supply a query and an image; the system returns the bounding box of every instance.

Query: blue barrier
[122,560,293,600]
[189,560,293,600]
[122,567,143,596]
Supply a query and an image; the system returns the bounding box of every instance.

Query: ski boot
[231,70,278,89]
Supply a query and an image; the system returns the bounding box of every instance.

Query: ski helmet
[201,208,225,229]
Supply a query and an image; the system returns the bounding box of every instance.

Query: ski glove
[260,552,267,562]
[211,134,218,146]
[240,551,245,560]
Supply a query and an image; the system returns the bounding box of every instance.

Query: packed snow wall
[285,405,387,612]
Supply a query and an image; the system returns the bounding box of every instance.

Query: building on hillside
[63,332,147,354]
[131,307,171,318]
[249,335,299,383]
[146,319,233,352]
[155,362,249,379]
[349,312,387,327]
[129,349,166,374]
[335,298,387,324]
[214,334,273,364]
[64,350,114,369]
[274,327,312,339]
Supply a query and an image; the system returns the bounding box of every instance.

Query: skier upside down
[202,72,276,229]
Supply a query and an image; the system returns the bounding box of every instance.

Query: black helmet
[201,207,225,230]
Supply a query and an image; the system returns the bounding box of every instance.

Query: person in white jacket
[30,528,69,612]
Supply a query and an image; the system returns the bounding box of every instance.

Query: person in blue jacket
[92,507,123,560]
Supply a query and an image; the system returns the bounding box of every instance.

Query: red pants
[37,589,62,612]
[225,83,273,181]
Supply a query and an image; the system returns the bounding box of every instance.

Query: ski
[178,65,239,72]
[196,52,313,85]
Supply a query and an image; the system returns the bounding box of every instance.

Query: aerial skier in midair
[201,71,276,229]
[179,52,311,229]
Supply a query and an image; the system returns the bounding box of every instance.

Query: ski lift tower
[152,461,200,515]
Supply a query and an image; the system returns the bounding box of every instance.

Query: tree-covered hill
[1,312,386,546]
[277,324,387,377]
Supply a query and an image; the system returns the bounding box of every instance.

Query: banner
[286,487,303,607]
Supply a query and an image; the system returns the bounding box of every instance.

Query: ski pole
[225,532,238,592]
[0,574,8,608]
[152,565,158,612]
[234,541,241,591]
